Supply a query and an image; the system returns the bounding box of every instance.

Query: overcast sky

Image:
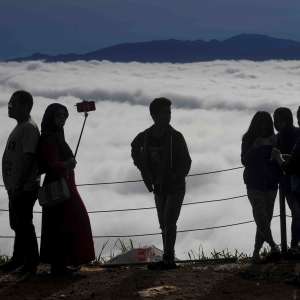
[1,0,300,59]
[1,60,299,258]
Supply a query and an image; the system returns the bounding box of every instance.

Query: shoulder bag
[38,177,70,207]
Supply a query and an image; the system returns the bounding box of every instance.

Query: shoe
[50,266,78,277]
[271,245,281,253]
[162,261,177,270]
[251,256,262,264]
[12,266,37,282]
[286,247,300,260]
[13,265,37,276]
[266,247,281,262]
[68,265,81,272]
[0,260,23,273]
[285,275,300,286]
[147,261,165,270]
[147,260,177,271]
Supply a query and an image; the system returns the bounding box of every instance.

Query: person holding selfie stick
[38,103,95,276]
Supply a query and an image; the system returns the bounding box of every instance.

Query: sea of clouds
[0,60,299,260]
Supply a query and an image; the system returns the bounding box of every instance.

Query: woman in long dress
[39,103,95,275]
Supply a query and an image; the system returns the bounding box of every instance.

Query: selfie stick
[74,111,89,158]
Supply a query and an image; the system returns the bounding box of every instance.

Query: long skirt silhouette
[40,142,95,266]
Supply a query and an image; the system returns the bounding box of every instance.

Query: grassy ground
[94,238,251,264]
[0,261,298,300]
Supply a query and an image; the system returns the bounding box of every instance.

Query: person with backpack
[131,97,191,270]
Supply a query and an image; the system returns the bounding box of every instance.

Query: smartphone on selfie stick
[74,100,96,157]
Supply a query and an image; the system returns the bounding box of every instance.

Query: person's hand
[282,154,291,160]
[65,157,77,170]
[271,148,282,161]
[141,170,153,192]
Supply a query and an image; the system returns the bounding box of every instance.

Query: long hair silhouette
[242,111,274,147]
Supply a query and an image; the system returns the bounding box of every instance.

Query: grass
[94,238,136,264]
[1,240,269,266]
[0,255,9,264]
[187,246,249,262]
[93,239,250,264]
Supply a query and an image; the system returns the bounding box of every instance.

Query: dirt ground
[0,262,299,300]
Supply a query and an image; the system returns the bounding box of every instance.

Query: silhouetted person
[241,111,281,263]
[0,91,40,276]
[38,103,95,275]
[273,107,300,251]
[131,97,191,270]
[297,106,300,127]
[272,137,300,252]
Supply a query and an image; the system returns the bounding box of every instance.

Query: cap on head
[149,97,172,116]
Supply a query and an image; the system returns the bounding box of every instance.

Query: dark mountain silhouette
[9,34,300,63]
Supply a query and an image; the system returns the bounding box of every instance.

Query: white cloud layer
[0,60,298,259]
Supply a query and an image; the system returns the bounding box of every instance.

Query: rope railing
[0,166,245,214]
[0,194,247,214]
[0,166,288,245]
[0,166,244,188]
[87,194,247,214]
[76,166,244,186]
[0,215,285,239]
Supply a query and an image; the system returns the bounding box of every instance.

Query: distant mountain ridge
[9,34,300,63]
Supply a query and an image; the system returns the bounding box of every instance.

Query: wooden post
[279,185,287,254]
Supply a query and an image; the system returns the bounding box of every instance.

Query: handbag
[38,177,70,207]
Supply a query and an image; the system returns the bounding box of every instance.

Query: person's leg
[265,190,277,224]
[9,195,22,264]
[253,228,264,258]
[44,206,68,275]
[294,199,300,247]
[147,194,168,270]
[154,193,167,255]
[264,190,277,249]
[287,193,300,248]
[24,190,39,270]
[247,189,269,257]
[15,190,39,272]
[286,193,299,248]
[163,190,185,263]
[0,193,24,271]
